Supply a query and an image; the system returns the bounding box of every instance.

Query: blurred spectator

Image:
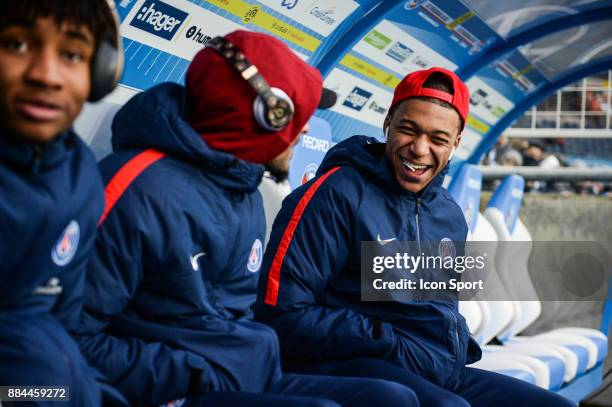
[523,141,544,166]
[501,149,523,166]
[484,135,509,165]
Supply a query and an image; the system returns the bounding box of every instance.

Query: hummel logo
[190,252,206,271]
[34,277,63,295]
[377,234,397,245]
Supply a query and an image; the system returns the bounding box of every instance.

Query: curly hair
[0,0,117,49]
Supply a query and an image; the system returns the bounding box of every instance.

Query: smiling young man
[255,67,574,407]
[0,1,121,405]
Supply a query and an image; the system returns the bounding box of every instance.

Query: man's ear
[383,116,391,138]
[455,132,463,148]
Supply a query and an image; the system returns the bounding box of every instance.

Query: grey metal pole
[477,166,612,181]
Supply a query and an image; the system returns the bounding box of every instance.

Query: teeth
[401,157,428,170]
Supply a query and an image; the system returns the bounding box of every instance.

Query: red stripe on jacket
[98,149,166,226]
[264,166,341,306]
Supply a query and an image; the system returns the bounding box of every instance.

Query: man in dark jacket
[76,30,417,407]
[255,67,574,407]
[0,1,123,405]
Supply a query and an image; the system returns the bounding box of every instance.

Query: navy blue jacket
[77,83,282,406]
[255,136,482,388]
[0,130,105,405]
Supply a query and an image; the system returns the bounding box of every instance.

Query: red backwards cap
[389,67,469,130]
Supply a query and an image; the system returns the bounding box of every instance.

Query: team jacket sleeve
[51,163,105,331]
[75,203,217,406]
[255,167,398,362]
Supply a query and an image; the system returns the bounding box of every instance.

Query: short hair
[0,0,117,49]
[388,72,463,132]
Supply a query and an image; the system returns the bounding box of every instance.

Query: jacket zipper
[32,143,44,173]
[415,199,422,253]
[450,310,460,366]
[415,198,461,372]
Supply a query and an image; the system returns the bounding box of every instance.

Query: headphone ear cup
[88,39,121,102]
[252,87,294,132]
[88,0,124,102]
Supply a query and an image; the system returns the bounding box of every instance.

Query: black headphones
[207,36,295,132]
[88,0,124,102]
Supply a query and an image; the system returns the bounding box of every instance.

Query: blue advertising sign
[288,116,333,190]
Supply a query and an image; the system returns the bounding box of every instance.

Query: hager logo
[130,0,188,41]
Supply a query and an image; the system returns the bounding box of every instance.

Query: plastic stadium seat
[473,212,574,386]
[448,165,560,388]
[458,302,482,335]
[469,358,537,386]
[483,175,608,374]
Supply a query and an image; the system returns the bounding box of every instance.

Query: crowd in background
[483,136,611,195]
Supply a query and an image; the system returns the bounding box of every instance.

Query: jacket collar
[0,129,76,173]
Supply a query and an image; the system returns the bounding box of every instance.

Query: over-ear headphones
[88,0,124,102]
[207,36,295,132]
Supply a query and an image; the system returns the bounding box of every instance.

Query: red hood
[186,30,323,164]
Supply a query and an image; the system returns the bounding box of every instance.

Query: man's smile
[400,154,433,177]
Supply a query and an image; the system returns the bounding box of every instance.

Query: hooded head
[185,30,324,165]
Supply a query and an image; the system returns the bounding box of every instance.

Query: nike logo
[190,252,206,271]
[377,234,397,245]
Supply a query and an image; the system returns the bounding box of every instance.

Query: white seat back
[484,175,541,341]
[472,212,514,344]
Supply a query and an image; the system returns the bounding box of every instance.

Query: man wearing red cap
[255,68,573,407]
[75,30,417,407]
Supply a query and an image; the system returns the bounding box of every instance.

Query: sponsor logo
[190,252,206,271]
[301,163,318,185]
[470,89,487,106]
[281,0,299,10]
[438,238,456,258]
[129,0,187,41]
[302,134,330,153]
[247,239,263,273]
[309,5,336,26]
[34,277,63,296]
[491,106,506,118]
[368,100,387,115]
[51,220,79,267]
[377,234,397,246]
[364,30,391,50]
[343,87,372,111]
[412,55,429,69]
[386,42,413,63]
[471,89,506,119]
[185,25,212,45]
